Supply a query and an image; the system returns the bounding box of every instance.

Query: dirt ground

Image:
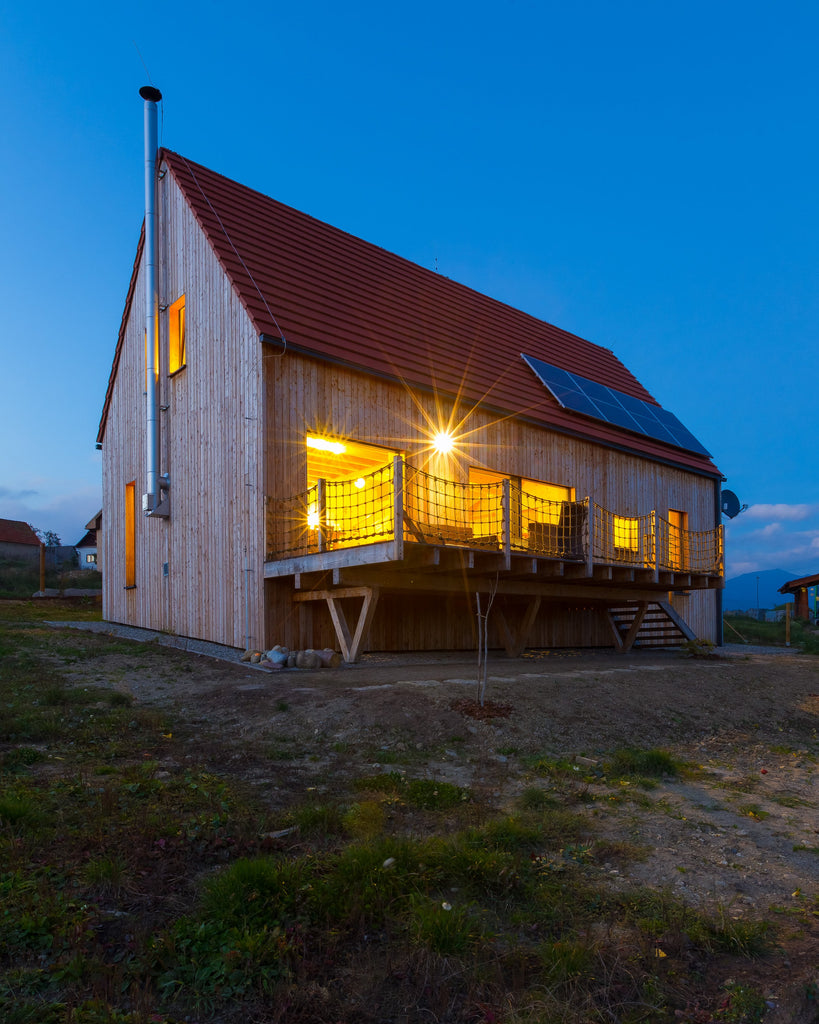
[53,628,819,1015]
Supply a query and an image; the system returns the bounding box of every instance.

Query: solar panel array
[521,353,711,457]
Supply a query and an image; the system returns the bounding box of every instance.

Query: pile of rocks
[240,645,342,670]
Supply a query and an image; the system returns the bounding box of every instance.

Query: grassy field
[724,612,819,652]
[0,601,803,1023]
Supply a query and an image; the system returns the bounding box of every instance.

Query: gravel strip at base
[46,620,245,664]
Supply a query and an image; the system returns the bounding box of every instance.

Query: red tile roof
[99,150,719,476]
[0,519,41,547]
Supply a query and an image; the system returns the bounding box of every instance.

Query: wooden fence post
[393,456,404,561]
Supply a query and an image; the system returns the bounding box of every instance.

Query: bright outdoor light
[355,477,366,489]
[433,431,455,454]
[307,506,320,528]
[306,435,346,454]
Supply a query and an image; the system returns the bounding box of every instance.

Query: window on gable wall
[169,295,186,374]
[125,481,136,587]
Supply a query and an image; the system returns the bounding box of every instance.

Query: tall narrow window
[668,509,688,570]
[125,481,136,587]
[169,295,186,374]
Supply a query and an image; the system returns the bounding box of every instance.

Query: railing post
[317,478,327,553]
[585,498,593,576]
[392,455,404,561]
[501,478,511,570]
[651,511,659,583]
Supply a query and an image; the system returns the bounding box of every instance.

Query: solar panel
[521,353,712,457]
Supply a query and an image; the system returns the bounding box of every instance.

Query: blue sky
[1,0,817,578]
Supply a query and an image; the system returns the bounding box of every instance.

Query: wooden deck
[263,459,723,660]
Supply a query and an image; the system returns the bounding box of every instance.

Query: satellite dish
[721,489,741,519]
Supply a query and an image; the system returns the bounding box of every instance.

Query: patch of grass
[715,981,767,1022]
[286,800,346,837]
[404,893,483,955]
[608,747,680,780]
[353,772,471,810]
[737,802,770,821]
[405,778,470,810]
[518,786,559,810]
[343,799,385,838]
[0,746,44,773]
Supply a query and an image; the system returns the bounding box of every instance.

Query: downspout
[140,85,162,516]
[715,477,724,646]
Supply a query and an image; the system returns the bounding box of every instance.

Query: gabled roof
[99,150,719,476]
[75,530,97,549]
[0,519,41,547]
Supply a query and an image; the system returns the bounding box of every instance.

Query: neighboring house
[75,511,102,571]
[97,109,723,658]
[779,573,819,620]
[0,519,41,564]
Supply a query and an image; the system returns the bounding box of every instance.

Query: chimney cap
[139,85,163,103]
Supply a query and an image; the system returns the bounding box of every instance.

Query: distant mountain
[723,568,806,611]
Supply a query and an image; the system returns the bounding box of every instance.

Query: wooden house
[97,133,724,659]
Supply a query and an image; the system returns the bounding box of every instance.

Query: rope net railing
[402,468,503,548]
[515,484,588,559]
[265,462,395,559]
[592,504,654,567]
[265,465,723,576]
[655,517,724,574]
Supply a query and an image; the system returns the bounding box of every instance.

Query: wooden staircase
[607,600,696,652]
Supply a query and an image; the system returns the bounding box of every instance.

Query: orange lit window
[125,481,136,587]
[305,435,397,543]
[668,509,688,569]
[169,295,186,374]
[613,515,639,551]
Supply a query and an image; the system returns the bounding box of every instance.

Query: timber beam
[313,567,664,604]
[292,586,380,663]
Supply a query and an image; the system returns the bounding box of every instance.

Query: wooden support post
[501,478,512,571]
[39,542,45,593]
[585,496,593,577]
[325,587,380,663]
[651,511,659,584]
[392,455,404,561]
[317,478,327,553]
[496,596,542,657]
[607,601,649,653]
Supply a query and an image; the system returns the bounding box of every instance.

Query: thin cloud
[743,503,816,522]
[0,486,39,500]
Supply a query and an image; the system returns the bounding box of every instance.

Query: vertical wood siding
[264,354,721,649]
[101,166,264,648]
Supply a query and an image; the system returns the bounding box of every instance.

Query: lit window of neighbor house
[169,295,186,374]
[86,553,96,564]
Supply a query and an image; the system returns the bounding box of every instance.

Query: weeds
[0,604,793,1023]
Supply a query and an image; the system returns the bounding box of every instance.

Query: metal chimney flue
[140,86,168,518]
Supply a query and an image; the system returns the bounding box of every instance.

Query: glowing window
[169,295,186,374]
[613,515,639,551]
[668,509,688,569]
[306,435,398,544]
[125,481,136,587]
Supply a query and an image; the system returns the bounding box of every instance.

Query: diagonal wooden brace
[495,596,542,657]
[325,587,381,663]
